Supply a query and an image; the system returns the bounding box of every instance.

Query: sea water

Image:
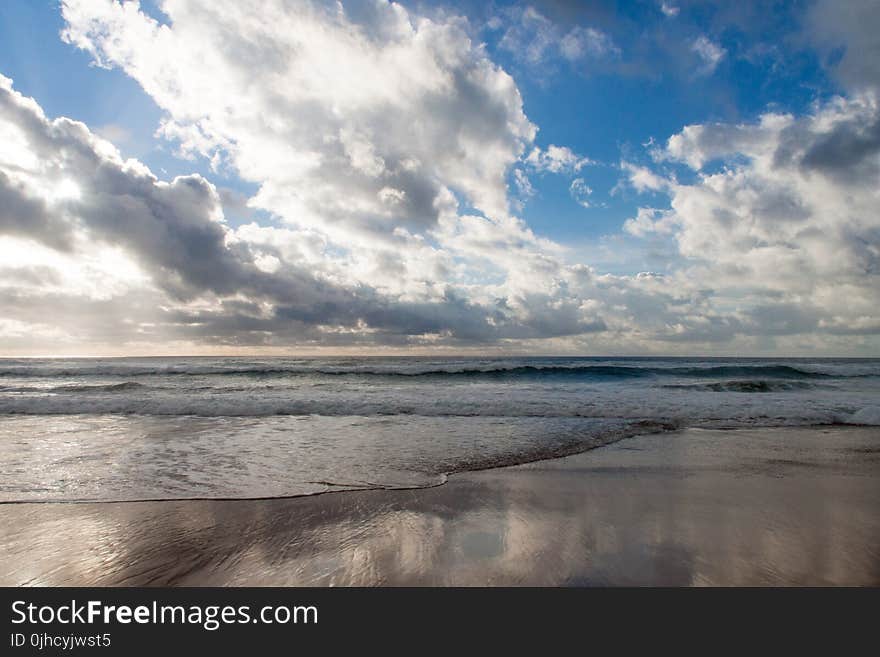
[1,356,878,502]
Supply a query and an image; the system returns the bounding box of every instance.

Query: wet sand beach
[2,426,878,586]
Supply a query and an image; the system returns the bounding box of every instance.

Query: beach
[3,0,880,605]
[2,425,878,586]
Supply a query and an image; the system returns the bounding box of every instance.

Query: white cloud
[660,2,680,18]
[512,168,535,199]
[620,161,671,192]
[569,178,593,208]
[62,0,536,236]
[525,145,594,175]
[0,68,607,349]
[497,6,618,67]
[691,36,726,75]
[559,27,618,61]
[0,1,877,354]
[54,0,614,346]
[627,93,880,339]
[623,208,675,237]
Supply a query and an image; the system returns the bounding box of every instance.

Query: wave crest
[662,380,819,393]
[0,363,863,379]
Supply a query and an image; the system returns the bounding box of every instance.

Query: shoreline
[1,424,878,586]
[0,420,869,506]
[0,418,674,506]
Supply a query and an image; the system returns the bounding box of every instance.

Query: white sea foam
[849,406,880,426]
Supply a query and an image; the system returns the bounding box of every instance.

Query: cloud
[51,0,616,347]
[623,208,675,237]
[691,36,726,75]
[0,170,75,251]
[1,0,878,355]
[496,6,618,68]
[11,66,706,355]
[569,178,593,208]
[0,69,612,350]
[525,145,594,175]
[512,168,535,200]
[620,161,671,193]
[625,92,880,340]
[61,0,535,234]
[559,27,619,61]
[659,2,680,18]
[54,0,624,348]
[664,114,786,169]
[808,0,880,92]
[798,107,880,183]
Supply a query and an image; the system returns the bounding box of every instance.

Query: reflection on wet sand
[1,426,878,586]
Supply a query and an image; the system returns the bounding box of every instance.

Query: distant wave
[0,363,868,379]
[352,364,844,380]
[661,380,820,393]
[0,382,148,393]
[0,397,867,424]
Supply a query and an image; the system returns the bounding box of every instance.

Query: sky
[0,0,878,356]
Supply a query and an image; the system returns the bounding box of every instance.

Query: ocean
[1,356,878,503]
